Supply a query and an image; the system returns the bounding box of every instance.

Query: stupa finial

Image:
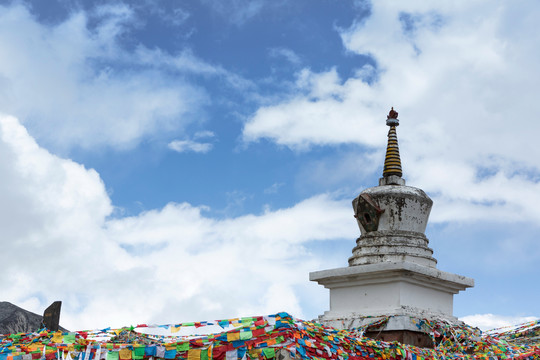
[382,107,403,179]
[387,107,398,121]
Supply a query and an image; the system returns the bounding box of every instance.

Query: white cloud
[269,48,302,65]
[168,131,215,153]
[134,47,255,91]
[243,67,387,150]
[137,2,190,26]
[461,314,538,332]
[0,3,252,151]
[168,139,213,153]
[98,192,352,328]
[0,114,127,325]
[0,113,352,330]
[243,1,540,224]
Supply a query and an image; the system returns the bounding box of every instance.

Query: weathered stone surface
[43,301,62,331]
[379,175,405,186]
[350,185,437,267]
[354,185,433,235]
[349,230,436,267]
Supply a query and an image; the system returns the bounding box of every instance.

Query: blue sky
[0,0,538,331]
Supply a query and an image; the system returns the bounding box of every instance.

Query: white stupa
[310,108,473,346]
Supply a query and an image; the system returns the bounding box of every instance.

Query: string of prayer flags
[0,313,539,360]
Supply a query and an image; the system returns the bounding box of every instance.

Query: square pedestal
[310,261,473,326]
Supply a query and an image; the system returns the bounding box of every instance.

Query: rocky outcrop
[0,301,45,334]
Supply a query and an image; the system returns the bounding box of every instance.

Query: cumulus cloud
[461,314,538,332]
[243,1,540,224]
[0,114,125,324]
[168,131,215,153]
[0,3,254,151]
[243,67,386,150]
[168,139,213,153]
[0,114,353,329]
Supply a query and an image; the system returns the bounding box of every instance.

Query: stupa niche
[310,108,474,347]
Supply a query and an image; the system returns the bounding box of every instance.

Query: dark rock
[0,301,66,334]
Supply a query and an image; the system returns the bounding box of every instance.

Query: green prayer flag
[132,346,145,360]
[177,342,189,352]
[200,350,208,360]
[262,348,275,359]
[63,333,76,344]
[107,351,119,360]
[240,331,252,340]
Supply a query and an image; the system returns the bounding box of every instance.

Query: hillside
[0,301,44,334]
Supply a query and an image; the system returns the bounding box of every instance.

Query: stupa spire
[382,107,402,178]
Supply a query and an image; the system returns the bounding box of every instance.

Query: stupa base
[310,261,474,347]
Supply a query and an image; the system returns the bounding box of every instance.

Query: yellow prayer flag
[51,332,63,344]
[187,349,201,360]
[248,349,262,359]
[119,348,132,360]
[227,332,240,342]
[171,325,181,333]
